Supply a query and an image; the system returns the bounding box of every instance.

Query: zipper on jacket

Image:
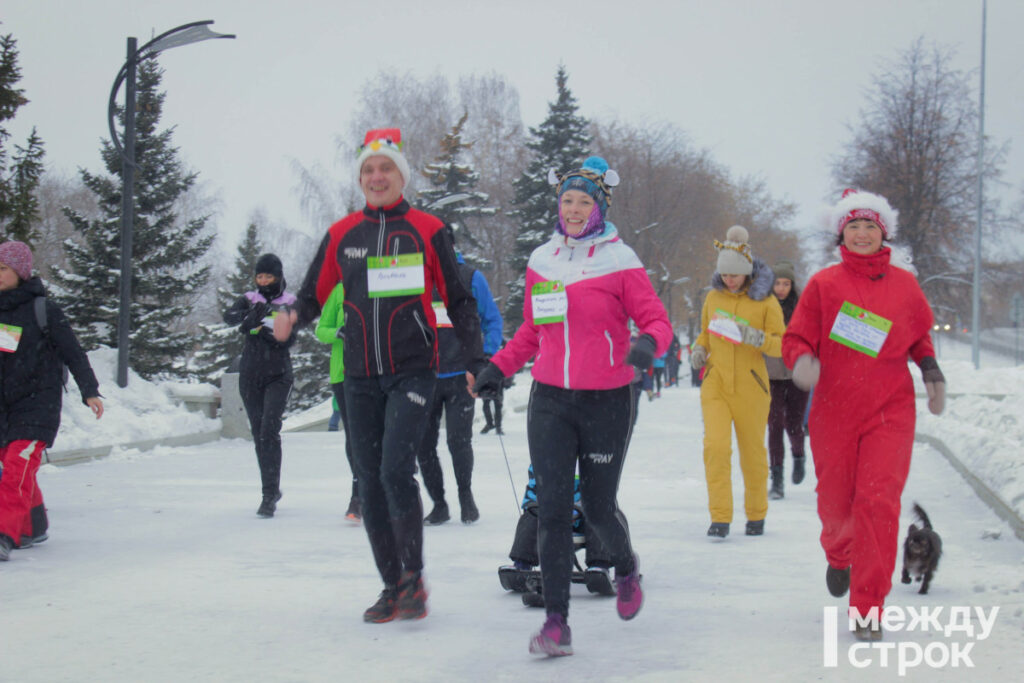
[373,210,386,375]
[750,368,769,395]
[413,310,431,347]
[604,330,614,366]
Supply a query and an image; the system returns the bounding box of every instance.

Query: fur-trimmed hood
[711,257,774,301]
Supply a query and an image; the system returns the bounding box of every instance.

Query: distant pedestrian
[222,253,296,518]
[764,260,809,500]
[418,228,503,526]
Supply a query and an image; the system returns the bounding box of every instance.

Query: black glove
[240,302,270,332]
[626,334,657,370]
[918,356,946,415]
[472,361,505,400]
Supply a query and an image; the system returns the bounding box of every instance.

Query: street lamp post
[108,20,234,387]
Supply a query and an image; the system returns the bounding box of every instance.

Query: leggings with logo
[527,381,636,619]
[345,369,436,587]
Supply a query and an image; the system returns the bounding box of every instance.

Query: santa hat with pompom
[831,188,898,239]
[714,225,754,276]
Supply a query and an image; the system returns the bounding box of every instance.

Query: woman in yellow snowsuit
[692,226,785,538]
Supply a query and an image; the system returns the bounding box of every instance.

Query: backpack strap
[35,296,48,335]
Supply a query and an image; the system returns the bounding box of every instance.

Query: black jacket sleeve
[223,295,251,326]
[430,227,485,374]
[295,232,331,329]
[47,301,100,403]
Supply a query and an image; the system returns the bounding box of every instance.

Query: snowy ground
[3,338,1024,682]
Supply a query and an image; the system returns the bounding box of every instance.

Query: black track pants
[417,374,475,504]
[527,382,636,618]
[345,370,436,586]
[239,369,292,496]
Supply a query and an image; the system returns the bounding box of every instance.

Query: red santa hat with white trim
[830,188,898,239]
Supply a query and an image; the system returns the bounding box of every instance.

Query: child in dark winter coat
[222,253,297,518]
[0,241,103,561]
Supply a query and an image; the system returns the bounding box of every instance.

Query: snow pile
[912,341,1024,521]
[54,348,220,452]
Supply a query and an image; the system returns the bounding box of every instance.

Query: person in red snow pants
[782,189,946,636]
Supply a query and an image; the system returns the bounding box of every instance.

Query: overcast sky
[5,0,1023,255]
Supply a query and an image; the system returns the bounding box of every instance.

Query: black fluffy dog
[900,503,942,594]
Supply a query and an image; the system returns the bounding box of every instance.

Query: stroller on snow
[498,465,616,607]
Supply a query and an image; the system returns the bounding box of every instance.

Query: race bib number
[708,309,746,344]
[0,323,22,353]
[432,301,453,328]
[531,281,568,324]
[829,301,892,357]
[367,253,426,298]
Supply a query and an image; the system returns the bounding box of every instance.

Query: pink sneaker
[528,613,573,657]
[615,554,644,620]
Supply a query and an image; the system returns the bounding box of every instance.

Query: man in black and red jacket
[281,128,486,624]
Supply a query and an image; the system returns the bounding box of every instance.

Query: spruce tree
[504,66,589,328]
[0,31,46,246]
[191,223,263,383]
[417,111,496,267]
[51,58,215,379]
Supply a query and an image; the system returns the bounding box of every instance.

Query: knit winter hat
[714,226,754,276]
[831,188,898,239]
[549,156,619,218]
[0,240,33,280]
[356,128,411,190]
[772,260,796,283]
[254,253,283,279]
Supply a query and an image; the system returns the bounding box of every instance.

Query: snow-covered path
[3,382,1023,682]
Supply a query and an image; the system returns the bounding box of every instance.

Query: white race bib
[0,323,22,353]
[432,301,453,328]
[531,281,568,324]
[708,309,745,344]
[829,302,892,357]
[367,253,426,298]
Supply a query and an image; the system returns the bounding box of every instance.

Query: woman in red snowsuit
[782,189,946,639]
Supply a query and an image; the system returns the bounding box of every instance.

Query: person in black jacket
[279,128,487,624]
[0,241,103,561]
[418,229,504,526]
[222,253,297,518]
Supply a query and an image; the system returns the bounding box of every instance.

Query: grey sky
[5,0,1023,254]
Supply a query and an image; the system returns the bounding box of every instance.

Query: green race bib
[0,323,22,353]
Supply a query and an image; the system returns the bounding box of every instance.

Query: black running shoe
[745,519,765,536]
[707,522,730,539]
[826,565,851,597]
[0,533,13,561]
[397,571,428,620]
[423,502,450,526]
[363,587,398,623]
[459,491,479,524]
[257,490,282,518]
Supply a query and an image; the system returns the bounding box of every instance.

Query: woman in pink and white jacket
[470,156,671,657]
